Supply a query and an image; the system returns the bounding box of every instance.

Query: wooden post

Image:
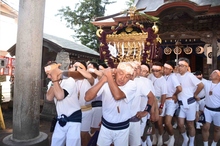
[0,105,6,130]
[211,31,218,70]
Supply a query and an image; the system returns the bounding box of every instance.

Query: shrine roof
[92,0,220,26]
[135,0,220,12]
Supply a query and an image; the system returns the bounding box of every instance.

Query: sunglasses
[178,64,186,67]
[152,69,161,72]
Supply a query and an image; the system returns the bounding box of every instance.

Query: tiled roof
[135,0,220,11]
[43,33,99,56]
[7,34,100,57]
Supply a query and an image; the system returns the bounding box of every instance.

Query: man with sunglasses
[163,60,182,146]
[150,62,167,146]
[176,57,204,146]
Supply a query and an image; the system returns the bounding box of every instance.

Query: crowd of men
[44,57,220,146]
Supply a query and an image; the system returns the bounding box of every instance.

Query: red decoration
[11,58,15,67]
[3,67,9,75]
[0,68,3,75]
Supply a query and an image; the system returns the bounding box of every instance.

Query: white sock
[181,132,188,139]
[157,134,163,145]
[152,134,157,140]
[146,136,152,146]
[165,135,174,142]
[181,132,189,146]
[141,140,146,146]
[158,134,163,138]
[203,141,208,146]
[152,134,157,144]
[189,136,195,146]
[211,141,217,146]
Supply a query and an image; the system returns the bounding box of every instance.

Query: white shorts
[179,102,197,121]
[204,108,220,126]
[81,109,93,131]
[97,125,129,146]
[129,121,141,146]
[52,122,81,146]
[165,99,176,116]
[91,107,102,128]
[196,99,205,111]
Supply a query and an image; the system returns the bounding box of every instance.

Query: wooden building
[8,33,99,64]
[92,0,220,77]
[7,33,99,98]
[136,0,220,76]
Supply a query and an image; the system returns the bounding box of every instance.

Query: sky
[4,0,128,41]
[43,0,128,41]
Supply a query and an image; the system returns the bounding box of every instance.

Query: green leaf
[56,0,116,51]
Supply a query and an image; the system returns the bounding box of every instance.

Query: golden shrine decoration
[106,31,149,63]
[106,32,148,42]
[95,7,161,67]
[152,22,159,34]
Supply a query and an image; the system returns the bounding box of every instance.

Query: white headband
[117,62,134,75]
[178,61,189,67]
[212,70,220,77]
[164,63,173,70]
[141,65,149,71]
[152,65,162,70]
[134,61,141,66]
[44,64,58,73]
[128,61,137,69]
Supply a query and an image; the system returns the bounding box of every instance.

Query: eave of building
[92,1,220,27]
[133,1,220,40]
[7,34,100,57]
[0,1,18,18]
[144,2,220,16]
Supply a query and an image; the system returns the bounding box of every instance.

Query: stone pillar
[3,0,48,145]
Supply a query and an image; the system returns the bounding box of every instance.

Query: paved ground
[0,107,219,146]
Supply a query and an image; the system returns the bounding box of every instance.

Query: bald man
[85,62,137,146]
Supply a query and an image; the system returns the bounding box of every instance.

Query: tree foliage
[56,0,116,51]
[126,0,135,7]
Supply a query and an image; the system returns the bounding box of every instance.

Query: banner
[207,46,212,64]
